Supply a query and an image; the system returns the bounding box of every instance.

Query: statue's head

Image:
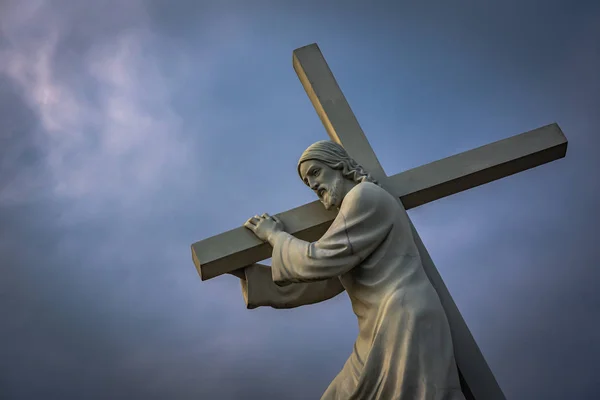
[297,140,377,210]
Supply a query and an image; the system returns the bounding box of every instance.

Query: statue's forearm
[267,230,290,248]
[228,268,246,280]
[242,263,344,309]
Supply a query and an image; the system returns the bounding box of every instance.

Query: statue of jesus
[233,140,466,400]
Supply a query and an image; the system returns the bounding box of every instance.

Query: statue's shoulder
[341,182,395,219]
[344,182,388,207]
[349,181,385,196]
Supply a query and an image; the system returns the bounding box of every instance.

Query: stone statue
[234,140,466,400]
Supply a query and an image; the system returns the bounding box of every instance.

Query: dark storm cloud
[1,0,599,399]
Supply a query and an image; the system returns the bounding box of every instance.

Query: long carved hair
[297,140,379,186]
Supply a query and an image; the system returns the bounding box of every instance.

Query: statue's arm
[240,263,345,309]
[269,183,394,285]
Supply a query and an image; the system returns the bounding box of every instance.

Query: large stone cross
[191,43,568,399]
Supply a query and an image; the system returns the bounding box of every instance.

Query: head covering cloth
[297,140,349,179]
[297,140,378,185]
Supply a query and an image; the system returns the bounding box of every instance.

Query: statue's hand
[244,213,285,243]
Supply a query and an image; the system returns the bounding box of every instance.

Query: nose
[308,179,319,191]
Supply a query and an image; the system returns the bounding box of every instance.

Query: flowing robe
[241,182,465,400]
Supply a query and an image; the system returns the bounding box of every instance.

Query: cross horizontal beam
[191,123,566,280]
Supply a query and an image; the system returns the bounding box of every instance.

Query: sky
[1,0,599,399]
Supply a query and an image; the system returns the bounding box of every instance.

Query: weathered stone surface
[191,43,569,400]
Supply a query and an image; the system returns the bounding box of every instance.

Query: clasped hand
[244,213,285,243]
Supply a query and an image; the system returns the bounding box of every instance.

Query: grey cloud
[0,76,49,205]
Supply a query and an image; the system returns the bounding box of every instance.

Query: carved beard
[322,175,343,210]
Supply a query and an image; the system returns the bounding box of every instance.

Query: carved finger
[244,221,256,231]
[245,217,257,227]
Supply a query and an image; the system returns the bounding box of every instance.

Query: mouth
[318,188,326,198]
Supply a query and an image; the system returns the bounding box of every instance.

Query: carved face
[299,159,344,210]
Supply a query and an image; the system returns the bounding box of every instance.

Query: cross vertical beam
[293,43,505,400]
